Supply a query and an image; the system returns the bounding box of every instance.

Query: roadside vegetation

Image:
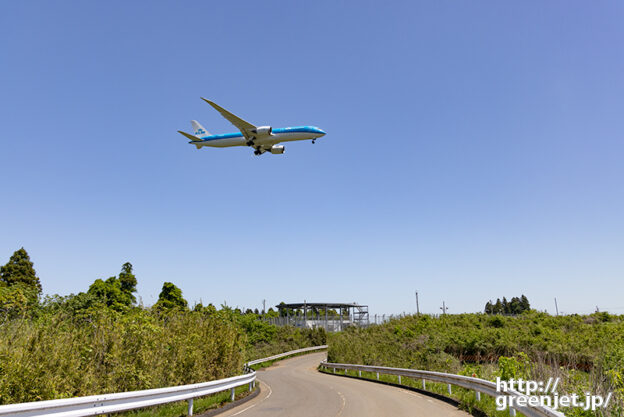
[327,313,624,416]
[0,248,325,405]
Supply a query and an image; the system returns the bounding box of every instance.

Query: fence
[320,361,565,417]
[264,316,357,331]
[264,314,418,329]
[0,346,327,417]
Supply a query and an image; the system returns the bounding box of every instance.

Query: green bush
[0,306,244,404]
[327,312,624,414]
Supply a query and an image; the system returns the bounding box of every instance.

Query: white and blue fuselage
[178,99,326,155]
[194,126,326,148]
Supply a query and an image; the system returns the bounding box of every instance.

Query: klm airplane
[178,98,326,155]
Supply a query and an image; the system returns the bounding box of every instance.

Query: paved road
[218,352,470,417]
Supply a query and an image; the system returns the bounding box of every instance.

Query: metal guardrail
[246,345,328,366]
[321,361,565,417]
[0,346,327,417]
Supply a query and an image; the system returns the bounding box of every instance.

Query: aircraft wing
[202,98,256,139]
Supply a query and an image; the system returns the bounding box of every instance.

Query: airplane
[178,98,326,155]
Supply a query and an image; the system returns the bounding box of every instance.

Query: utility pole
[440,301,448,315]
[262,299,266,316]
[554,298,559,316]
[415,291,420,315]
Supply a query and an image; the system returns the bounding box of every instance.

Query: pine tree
[494,298,503,314]
[0,248,42,299]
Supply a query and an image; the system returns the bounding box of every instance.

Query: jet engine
[252,126,273,136]
[270,145,285,154]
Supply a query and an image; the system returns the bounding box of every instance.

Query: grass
[0,303,325,405]
[326,312,624,416]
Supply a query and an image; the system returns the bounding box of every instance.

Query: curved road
[218,352,470,417]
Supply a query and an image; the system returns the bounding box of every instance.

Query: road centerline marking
[335,390,346,417]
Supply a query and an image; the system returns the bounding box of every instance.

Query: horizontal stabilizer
[177,131,204,149]
[178,130,201,141]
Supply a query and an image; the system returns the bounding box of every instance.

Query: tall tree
[509,297,521,315]
[155,282,188,310]
[0,248,42,300]
[118,262,137,303]
[88,277,129,310]
[86,262,138,310]
[485,295,531,315]
[494,298,503,314]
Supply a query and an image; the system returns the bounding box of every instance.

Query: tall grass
[327,312,624,416]
[0,305,325,406]
[0,307,245,404]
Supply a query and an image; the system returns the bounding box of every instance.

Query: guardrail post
[510,407,516,416]
[333,368,336,373]
[475,391,481,401]
[398,375,401,384]
[0,346,330,417]
[358,370,361,377]
[422,379,426,390]
[447,384,452,395]
[376,372,379,380]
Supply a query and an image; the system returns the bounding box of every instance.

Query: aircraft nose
[318,129,326,136]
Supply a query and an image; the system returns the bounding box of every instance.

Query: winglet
[201,97,222,113]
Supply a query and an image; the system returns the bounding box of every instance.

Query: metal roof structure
[272,301,369,331]
[277,302,366,309]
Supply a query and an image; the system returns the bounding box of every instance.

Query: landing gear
[246,136,256,147]
[253,147,264,156]
[312,139,316,144]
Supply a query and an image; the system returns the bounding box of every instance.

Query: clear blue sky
[1,1,623,315]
